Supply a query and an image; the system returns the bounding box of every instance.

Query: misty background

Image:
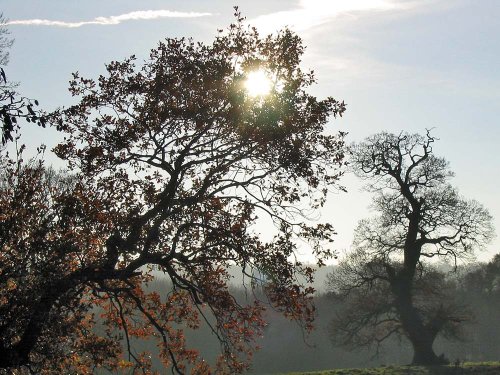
[106,259,500,374]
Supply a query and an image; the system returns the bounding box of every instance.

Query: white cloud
[7,10,212,28]
[251,0,404,34]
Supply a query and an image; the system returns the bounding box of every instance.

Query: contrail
[6,10,212,28]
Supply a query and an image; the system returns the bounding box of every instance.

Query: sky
[2,0,499,263]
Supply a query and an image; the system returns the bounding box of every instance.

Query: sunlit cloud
[7,10,212,28]
[251,0,404,34]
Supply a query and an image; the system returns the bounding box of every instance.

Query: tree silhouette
[328,131,493,365]
[0,12,346,373]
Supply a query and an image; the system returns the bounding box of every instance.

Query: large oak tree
[0,12,346,373]
[328,131,493,365]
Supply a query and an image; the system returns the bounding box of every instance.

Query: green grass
[281,362,500,375]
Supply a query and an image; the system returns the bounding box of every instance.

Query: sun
[244,69,272,97]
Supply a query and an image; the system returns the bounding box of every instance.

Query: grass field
[283,362,500,375]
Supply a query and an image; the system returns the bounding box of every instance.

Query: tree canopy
[328,130,493,365]
[0,12,346,373]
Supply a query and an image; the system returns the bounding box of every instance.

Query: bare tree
[0,13,13,67]
[0,13,45,145]
[328,131,494,365]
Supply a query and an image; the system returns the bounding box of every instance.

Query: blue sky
[2,0,499,262]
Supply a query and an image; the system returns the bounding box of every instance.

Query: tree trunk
[399,307,443,365]
[392,278,444,366]
[407,329,441,365]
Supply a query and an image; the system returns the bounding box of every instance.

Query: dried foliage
[0,11,346,373]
